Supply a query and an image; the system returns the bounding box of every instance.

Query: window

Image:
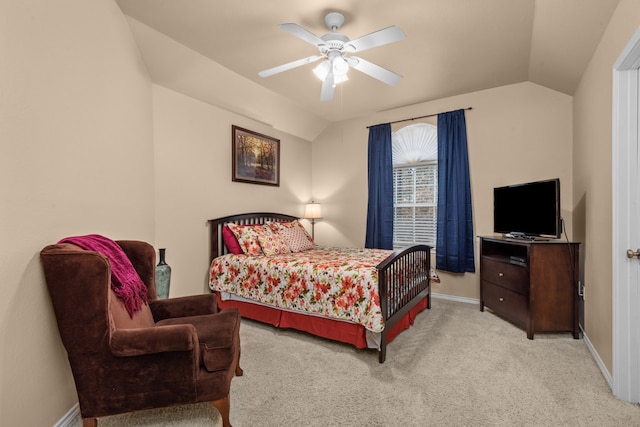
[392,123,438,249]
[393,163,437,247]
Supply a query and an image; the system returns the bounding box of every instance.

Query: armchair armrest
[150,293,217,321]
[110,324,197,357]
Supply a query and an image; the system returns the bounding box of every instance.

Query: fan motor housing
[321,33,349,52]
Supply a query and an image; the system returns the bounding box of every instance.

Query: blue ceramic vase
[155,248,171,299]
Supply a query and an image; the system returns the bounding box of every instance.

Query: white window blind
[393,162,438,248]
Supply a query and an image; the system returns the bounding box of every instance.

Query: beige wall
[0,1,154,426]
[572,0,640,375]
[312,82,573,300]
[152,85,312,295]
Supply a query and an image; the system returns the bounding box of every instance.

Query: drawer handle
[499,297,504,302]
[498,272,504,277]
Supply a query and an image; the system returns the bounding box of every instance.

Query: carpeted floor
[84,298,640,426]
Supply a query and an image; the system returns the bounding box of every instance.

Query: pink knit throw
[59,234,148,317]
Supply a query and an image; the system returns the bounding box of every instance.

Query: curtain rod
[366,107,473,128]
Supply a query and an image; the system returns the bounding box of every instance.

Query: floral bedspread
[208,247,393,333]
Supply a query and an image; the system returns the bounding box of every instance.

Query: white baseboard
[581,327,613,389]
[54,403,80,427]
[431,292,479,305]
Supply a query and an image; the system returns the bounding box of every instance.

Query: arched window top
[392,123,437,166]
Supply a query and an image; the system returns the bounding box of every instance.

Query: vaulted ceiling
[115,0,619,139]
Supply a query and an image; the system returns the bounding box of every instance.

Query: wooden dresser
[479,236,580,339]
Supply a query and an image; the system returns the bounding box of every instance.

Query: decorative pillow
[222,226,243,255]
[227,223,264,256]
[268,220,315,252]
[267,220,290,234]
[256,227,291,256]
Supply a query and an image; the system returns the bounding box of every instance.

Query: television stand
[479,236,580,339]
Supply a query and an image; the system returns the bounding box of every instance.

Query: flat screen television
[493,178,562,239]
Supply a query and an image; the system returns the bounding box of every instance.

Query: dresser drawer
[481,258,528,294]
[482,281,529,328]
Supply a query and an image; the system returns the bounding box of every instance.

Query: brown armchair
[40,240,242,427]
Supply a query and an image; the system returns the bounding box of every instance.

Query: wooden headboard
[208,212,298,261]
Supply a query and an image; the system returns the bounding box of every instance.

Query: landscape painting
[232,125,280,186]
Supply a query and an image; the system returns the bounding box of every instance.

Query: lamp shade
[312,59,349,84]
[304,202,322,219]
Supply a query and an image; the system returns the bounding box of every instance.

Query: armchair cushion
[110,290,155,329]
[156,308,240,372]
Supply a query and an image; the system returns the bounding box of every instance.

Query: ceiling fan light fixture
[334,73,349,85]
[312,60,330,81]
[313,60,349,85]
[332,55,349,75]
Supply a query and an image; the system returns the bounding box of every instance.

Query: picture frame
[232,125,280,186]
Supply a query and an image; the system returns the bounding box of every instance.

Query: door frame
[612,27,640,403]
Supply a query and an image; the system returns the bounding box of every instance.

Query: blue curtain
[365,123,394,249]
[436,110,475,272]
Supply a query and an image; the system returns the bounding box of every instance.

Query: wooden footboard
[377,245,432,363]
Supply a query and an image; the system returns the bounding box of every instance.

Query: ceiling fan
[258,12,406,101]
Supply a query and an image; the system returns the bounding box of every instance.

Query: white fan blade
[320,71,335,101]
[348,56,402,86]
[258,55,322,78]
[280,23,327,48]
[344,26,406,52]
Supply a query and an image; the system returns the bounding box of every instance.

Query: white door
[612,27,640,404]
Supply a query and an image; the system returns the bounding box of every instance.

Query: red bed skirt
[215,293,429,349]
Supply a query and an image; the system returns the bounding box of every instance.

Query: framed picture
[232,125,280,186]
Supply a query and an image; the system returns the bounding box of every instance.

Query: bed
[208,212,431,363]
